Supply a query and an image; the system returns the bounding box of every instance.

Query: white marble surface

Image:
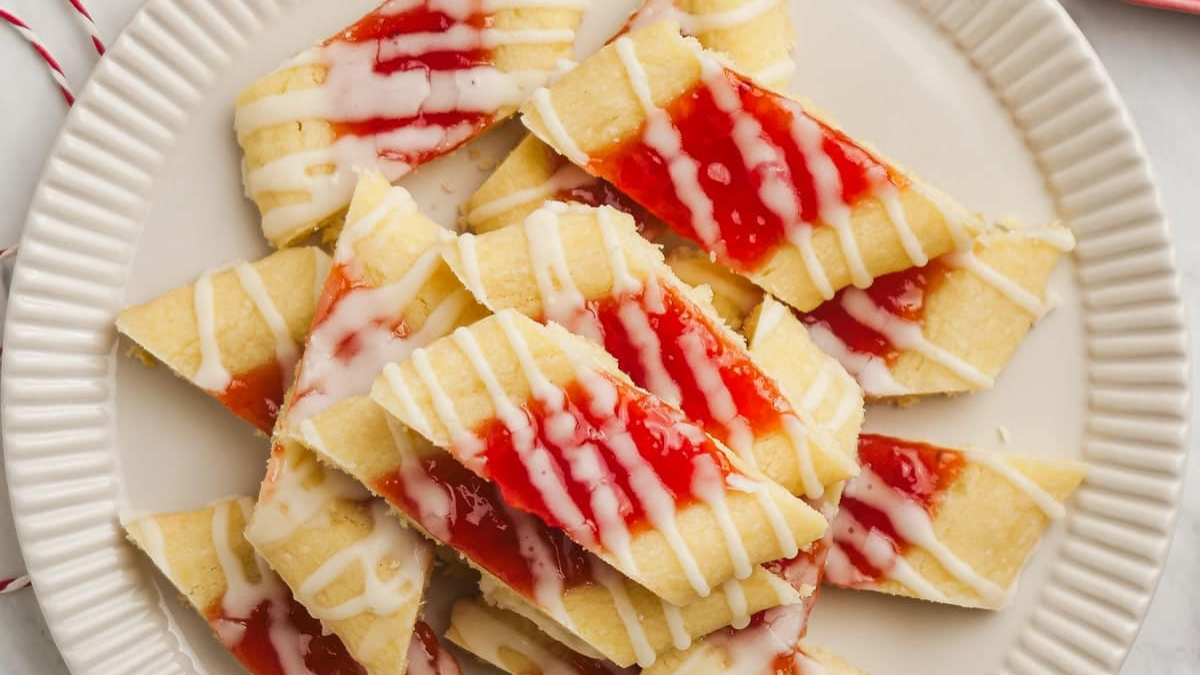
[0,0,1195,673]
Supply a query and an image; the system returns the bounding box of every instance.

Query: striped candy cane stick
[65,0,105,55]
[0,576,31,594]
[0,9,74,105]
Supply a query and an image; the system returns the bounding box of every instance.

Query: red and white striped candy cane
[0,8,75,105]
[65,0,105,55]
[0,576,31,594]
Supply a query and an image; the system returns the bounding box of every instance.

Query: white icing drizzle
[380,415,455,542]
[248,450,369,545]
[452,233,491,307]
[907,180,975,251]
[591,562,657,667]
[210,499,318,675]
[825,511,949,603]
[871,170,928,267]
[660,602,692,651]
[522,206,600,339]
[450,602,590,675]
[675,0,783,33]
[239,1,579,242]
[720,578,751,630]
[614,37,722,250]
[465,162,595,228]
[505,504,577,630]
[530,88,590,166]
[805,321,911,398]
[336,185,418,263]
[234,262,301,386]
[131,516,170,577]
[834,467,1007,605]
[192,268,233,391]
[296,500,430,621]
[942,249,1047,316]
[961,450,1066,520]
[312,248,332,305]
[838,287,993,388]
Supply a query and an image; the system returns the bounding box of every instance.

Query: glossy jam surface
[216,360,287,434]
[473,375,739,539]
[206,597,366,675]
[324,1,494,164]
[799,260,949,362]
[408,621,464,675]
[592,281,794,449]
[591,68,906,271]
[835,434,965,579]
[554,180,660,237]
[373,448,596,599]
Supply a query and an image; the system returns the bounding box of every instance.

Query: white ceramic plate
[3,0,1189,674]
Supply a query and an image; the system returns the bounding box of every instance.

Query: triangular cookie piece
[442,203,859,498]
[117,247,330,433]
[237,0,585,247]
[372,310,827,606]
[520,20,984,312]
[294,394,801,668]
[125,496,367,674]
[825,434,1086,609]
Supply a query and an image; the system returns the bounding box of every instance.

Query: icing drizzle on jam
[205,594,366,675]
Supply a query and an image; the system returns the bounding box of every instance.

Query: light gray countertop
[0,0,1195,673]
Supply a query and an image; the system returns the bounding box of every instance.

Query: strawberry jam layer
[322,1,496,166]
[798,259,949,362]
[591,279,796,455]
[206,596,366,675]
[590,67,907,271]
[472,373,740,541]
[373,447,595,599]
[833,434,965,580]
[408,621,464,675]
[216,360,287,434]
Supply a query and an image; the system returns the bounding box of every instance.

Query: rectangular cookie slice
[670,222,1075,399]
[465,0,798,235]
[520,20,983,312]
[442,203,859,499]
[824,434,1086,609]
[236,0,585,247]
[116,247,329,433]
[372,310,827,606]
[294,394,801,668]
[125,496,368,674]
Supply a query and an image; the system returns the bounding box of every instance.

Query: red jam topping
[472,374,739,540]
[798,260,949,362]
[373,448,595,599]
[834,434,966,579]
[408,621,463,675]
[591,281,797,453]
[553,180,661,237]
[206,596,366,675]
[322,1,497,164]
[590,67,907,271]
[216,360,287,434]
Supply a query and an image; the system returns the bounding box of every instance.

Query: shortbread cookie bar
[249,171,487,673]
[465,0,797,235]
[623,0,797,88]
[671,222,1074,398]
[825,434,1086,609]
[295,394,800,668]
[442,203,859,498]
[372,311,827,605]
[125,496,367,674]
[116,247,329,433]
[520,21,984,312]
[447,600,633,675]
[236,0,585,247]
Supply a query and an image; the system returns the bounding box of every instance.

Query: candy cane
[0,9,74,105]
[64,0,105,55]
[0,576,31,594]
